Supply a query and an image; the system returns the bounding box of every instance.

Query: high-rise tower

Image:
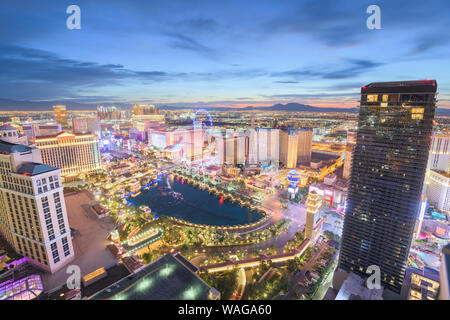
[339,80,437,293]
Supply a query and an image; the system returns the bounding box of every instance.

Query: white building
[0,126,74,273]
[426,170,450,213]
[34,132,101,181]
[1,125,28,145]
[428,134,450,173]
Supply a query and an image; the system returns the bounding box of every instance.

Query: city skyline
[0,1,449,303]
[1,1,450,109]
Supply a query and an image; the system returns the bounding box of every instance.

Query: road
[284,239,328,300]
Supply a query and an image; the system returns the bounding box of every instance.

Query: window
[367,94,378,102]
[382,94,389,102]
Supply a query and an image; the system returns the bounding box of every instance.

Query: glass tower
[338,80,437,293]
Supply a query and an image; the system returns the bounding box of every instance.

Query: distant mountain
[0,99,449,116]
[0,99,131,111]
[240,103,359,113]
[157,103,360,113]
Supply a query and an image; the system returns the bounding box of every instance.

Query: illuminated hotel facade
[339,80,437,294]
[280,128,298,169]
[425,134,450,213]
[53,105,68,128]
[34,132,101,181]
[0,127,74,273]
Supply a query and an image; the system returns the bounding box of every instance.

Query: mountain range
[0,98,449,116]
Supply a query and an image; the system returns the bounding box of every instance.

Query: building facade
[428,134,450,173]
[53,105,68,128]
[297,129,313,164]
[426,170,450,213]
[0,127,74,273]
[22,122,62,140]
[339,80,437,293]
[72,117,100,135]
[34,132,101,181]
[280,128,298,169]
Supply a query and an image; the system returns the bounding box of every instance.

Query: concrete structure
[34,132,101,181]
[0,132,74,273]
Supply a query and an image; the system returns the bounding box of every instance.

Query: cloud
[274,80,301,84]
[0,45,182,99]
[264,0,368,47]
[164,32,216,57]
[272,59,384,81]
[0,44,270,100]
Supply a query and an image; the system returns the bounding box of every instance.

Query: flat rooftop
[91,253,215,300]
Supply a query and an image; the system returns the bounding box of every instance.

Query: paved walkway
[41,191,118,292]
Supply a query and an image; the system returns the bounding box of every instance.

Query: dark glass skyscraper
[339,80,437,293]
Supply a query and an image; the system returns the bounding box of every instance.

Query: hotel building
[425,133,450,213]
[53,105,68,128]
[297,129,313,164]
[97,106,122,121]
[426,170,450,214]
[339,80,437,294]
[0,126,74,273]
[132,104,165,132]
[34,132,101,181]
[280,128,298,169]
[247,128,279,167]
[22,122,62,141]
[72,117,100,135]
[428,134,450,172]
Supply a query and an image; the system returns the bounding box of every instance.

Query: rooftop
[16,163,59,176]
[0,125,17,131]
[91,253,215,300]
[0,140,33,154]
[362,80,437,94]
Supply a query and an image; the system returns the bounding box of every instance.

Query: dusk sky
[1,0,450,109]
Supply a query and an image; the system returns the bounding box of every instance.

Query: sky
[1,0,450,109]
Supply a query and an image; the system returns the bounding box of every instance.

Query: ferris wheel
[193,109,213,130]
